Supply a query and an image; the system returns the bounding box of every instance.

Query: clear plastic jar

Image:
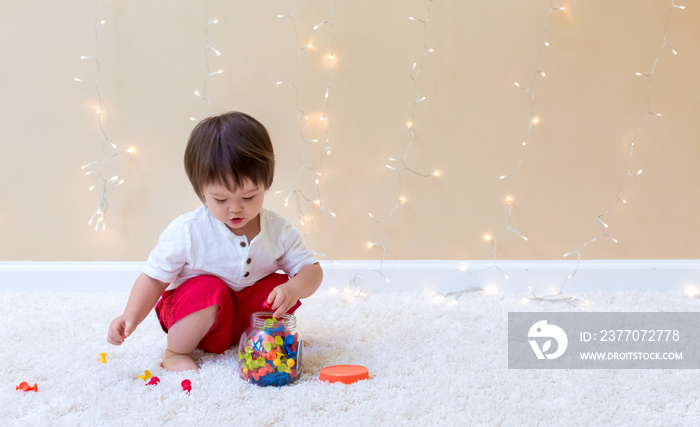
[237,312,302,386]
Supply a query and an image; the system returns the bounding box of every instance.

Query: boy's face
[202,178,265,237]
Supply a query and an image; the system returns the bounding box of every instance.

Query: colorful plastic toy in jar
[237,312,302,386]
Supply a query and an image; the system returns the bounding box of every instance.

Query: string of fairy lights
[71,2,693,297]
[482,1,567,288]
[366,0,440,284]
[275,0,338,258]
[190,0,223,123]
[75,0,134,231]
[482,0,686,303]
[553,0,687,299]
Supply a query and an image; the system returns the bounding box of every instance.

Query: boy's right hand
[107,314,137,345]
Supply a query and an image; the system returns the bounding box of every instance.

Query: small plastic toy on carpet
[16,382,38,392]
[181,379,192,395]
[99,353,108,363]
[145,377,160,386]
[138,370,152,381]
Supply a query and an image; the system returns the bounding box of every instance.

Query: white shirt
[144,205,318,292]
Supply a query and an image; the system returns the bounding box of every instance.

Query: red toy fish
[145,376,160,386]
[181,379,191,395]
[16,382,38,392]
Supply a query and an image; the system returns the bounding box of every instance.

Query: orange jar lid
[320,365,369,384]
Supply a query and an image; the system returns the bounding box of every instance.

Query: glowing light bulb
[127,147,136,154]
[683,284,699,298]
[483,233,492,242]
[433,170,441,177]
[506,195,513,203]
[483,284,498,295]
[532,116,540,124]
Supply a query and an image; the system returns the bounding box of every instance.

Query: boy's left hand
[267,282,301,318]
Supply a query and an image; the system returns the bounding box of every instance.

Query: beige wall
[1,0,698,262]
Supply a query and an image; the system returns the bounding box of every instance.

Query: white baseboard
[1,260,699,294]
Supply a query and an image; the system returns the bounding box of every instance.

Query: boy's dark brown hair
[184,111,275,202]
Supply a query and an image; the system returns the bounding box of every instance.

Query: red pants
[154,274,300,354]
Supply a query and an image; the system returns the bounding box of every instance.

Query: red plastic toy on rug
[16,382,38,392]
[181,379,192,395]
[145,377,160,386]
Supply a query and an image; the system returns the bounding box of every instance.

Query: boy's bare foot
[162,349,199,372]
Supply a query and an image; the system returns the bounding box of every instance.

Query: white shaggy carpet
[2,288,700,426]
